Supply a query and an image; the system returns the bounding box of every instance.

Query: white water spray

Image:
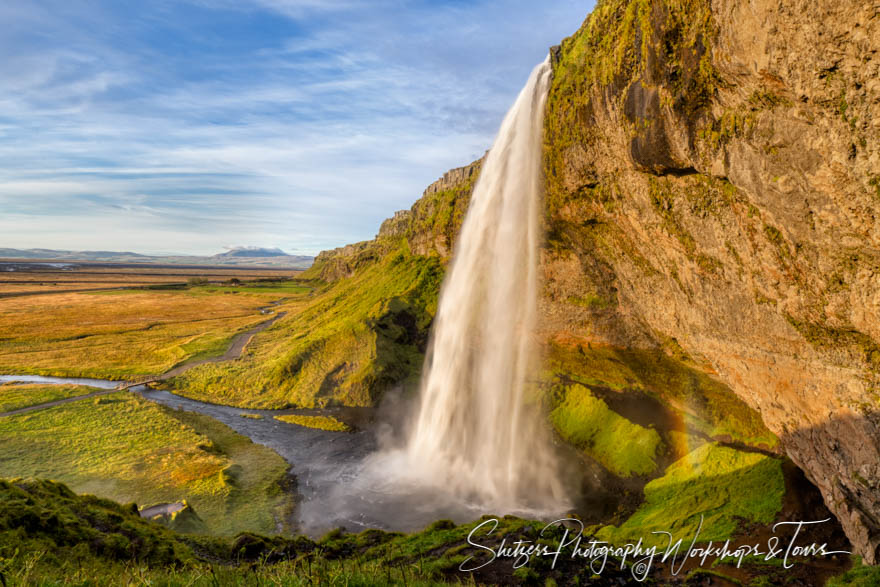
[370,58,570,515]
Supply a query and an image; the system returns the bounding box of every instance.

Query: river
[0,374,524,535]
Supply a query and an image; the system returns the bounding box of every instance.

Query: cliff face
[544,0,880,561]
[295,0,880,561]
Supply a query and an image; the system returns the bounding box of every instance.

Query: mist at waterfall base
[298,59,601,534]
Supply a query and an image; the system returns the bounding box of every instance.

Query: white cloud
[0,0,593,255]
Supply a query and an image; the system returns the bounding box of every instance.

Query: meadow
[0,264,296,297]
[0,383,100,413]
[0,392,293,536]
[0,270,310,379]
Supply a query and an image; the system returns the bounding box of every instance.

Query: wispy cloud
[0,0,592,255]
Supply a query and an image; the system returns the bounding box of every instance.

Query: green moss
[596,443,784,547]
[0,478,194,570]
[699,108,757,150]
[545,342,778,449]
[785,315,880,370]
[550,383,662,476]
[869,176,880,201]
[649,177,697,255]
[828,558,880,586]
[545,0,720,212]
[567,293,613,309]
[275,413,350,432]
[696,253,723,275]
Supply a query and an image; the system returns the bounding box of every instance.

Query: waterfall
[394,57,569,514]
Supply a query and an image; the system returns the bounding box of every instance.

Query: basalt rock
[544,0,880,562]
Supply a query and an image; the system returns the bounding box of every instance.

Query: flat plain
[0,263,306,379]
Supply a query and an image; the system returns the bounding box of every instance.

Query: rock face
[544,0,880,561]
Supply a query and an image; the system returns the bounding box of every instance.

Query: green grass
[545,341,778,449]
[0,383,100,413]
[827,558,880,586]
[170,244,444,409]
[275,413,350,432]
[550,383,662,476]
[0,475,844,586]
[0,393,293,536]
[596,443,785,547]
[0,479,566,586]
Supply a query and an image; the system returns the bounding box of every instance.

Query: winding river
[0,374,524,535]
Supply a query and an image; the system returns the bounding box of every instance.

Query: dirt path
[0,306,286,417]
[0,389,119,417]
[159,310,285,379]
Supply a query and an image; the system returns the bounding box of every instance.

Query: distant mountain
[0,248,312,269]
[0,248,149,260]
[215,247,290,258]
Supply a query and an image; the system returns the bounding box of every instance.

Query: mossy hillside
[0,478,194,577]
[545,341,778,449]
[550,383,662,477]
[0,479,617,586]
[595,443,785,548]
[828,559,880,586]
[171,245,443,409]
[0,393,292,536]
[0,383,100,413]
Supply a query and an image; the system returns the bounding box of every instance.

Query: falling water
[384,57,569,515]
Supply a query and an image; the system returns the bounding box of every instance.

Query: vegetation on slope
[0,468,831,586]
[550,383,662,476]
[0,393,292,536]
[546,341,778,450]
[595,443,785,547]
[170,245,443,408]
[0,478,587,586]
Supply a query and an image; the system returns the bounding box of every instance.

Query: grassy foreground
[0,475,857,586]
[0,393,293,536]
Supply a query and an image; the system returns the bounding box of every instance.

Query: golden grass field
[0,383,100,413]
[0,265,309,379]
[0,264,297,296]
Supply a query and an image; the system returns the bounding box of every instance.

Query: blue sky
[0,0,592,256]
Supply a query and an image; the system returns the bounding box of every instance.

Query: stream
[0,374,519,535]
